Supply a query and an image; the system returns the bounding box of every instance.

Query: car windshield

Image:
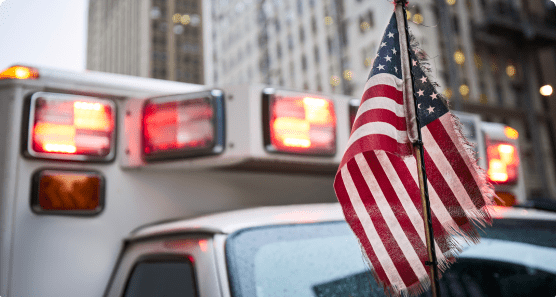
[225,218,556,297]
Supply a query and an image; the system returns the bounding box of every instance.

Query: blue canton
[410,50,449,127]
[369,13,402,80]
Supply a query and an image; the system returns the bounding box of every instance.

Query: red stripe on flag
[362,84,404,105]
[363,152,429,269]
[423,148,472,228]
[426,119,486,210]
[386,153,452,254]
[333,170,391,284]
[352,109,407,134]
[347,157,420,288]
[341,134,412,169]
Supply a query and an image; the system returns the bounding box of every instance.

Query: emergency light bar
[263,88,337,155]
[142,90,225,161]
[25,92,116,161]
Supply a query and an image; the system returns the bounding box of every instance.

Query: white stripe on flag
[355,96,406,123]
[375,151,447,264]
[404,156,460,232]
[363,73,403,91]
[354,153,429,280]
[347,122,409,149]
[422,127,479,213]
[341,164,405,289]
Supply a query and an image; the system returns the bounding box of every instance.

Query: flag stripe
[333,173,391,284]
[403,156,462,239]
[352,108,407,134]
[422,123,481,214]
[355,96,406,125]
[422,148,474,228]
[360,85,404,106]
[378,151,449,260]
[347,158,417,288]
[358,152,429,281]
[390,154,451,254]
[347,122,409,150]
[434,115,486,208]
[340,134,412,169]
[340,164,406,289]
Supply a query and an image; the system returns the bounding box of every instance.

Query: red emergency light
[486,138,519,185]
[263,89,337,155]
[142,90,225,161]
[26,92,115,161]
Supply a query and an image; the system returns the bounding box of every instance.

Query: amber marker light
[0,65,39,80]
[31,169,105,215]
[504,126,519,140]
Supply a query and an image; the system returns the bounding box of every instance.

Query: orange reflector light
[142,90,225,161]
[494,191,516,206]
[0,65,39,80]
[486,139,519,184]
[504,126,519,140]
[27,92,115,161]
[264,89,336,155]
[31,170,104,215]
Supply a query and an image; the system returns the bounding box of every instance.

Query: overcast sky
[0,0,88,72]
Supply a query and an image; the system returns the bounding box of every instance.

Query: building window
[311,16,317,33]
[314,46,320,63]
[302,54,307,71]
[277,43,282,58]
[288,34,294,50]
[299,27,305,42]
[297,0,303,15]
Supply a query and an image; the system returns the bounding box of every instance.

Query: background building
[87,0,212,84]
[87,0,556,200]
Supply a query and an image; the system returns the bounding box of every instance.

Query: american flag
[334,5,494,296]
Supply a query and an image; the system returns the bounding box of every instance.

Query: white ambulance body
[0,65,347,297]
[0,65,525,296]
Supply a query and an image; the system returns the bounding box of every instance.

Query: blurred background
[1,0,556,201]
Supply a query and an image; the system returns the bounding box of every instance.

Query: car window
[123,257,197,297]
[226,219,556,297]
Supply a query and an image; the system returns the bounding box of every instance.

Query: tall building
[87,0,556,199]
[87,0,212,84]
[429,0,556,199]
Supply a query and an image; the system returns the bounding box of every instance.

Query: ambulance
[0,65,526,296]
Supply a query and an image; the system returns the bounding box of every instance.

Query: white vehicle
[0,65,530,296]
[0,65,346,297]
[104,203,556,297]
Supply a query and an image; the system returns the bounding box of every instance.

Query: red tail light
[26,92,115,161]
[263,89,336,155]
[486,140,519,184]
[142,90,225,161]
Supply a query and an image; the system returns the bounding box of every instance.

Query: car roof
[128,203,556,241]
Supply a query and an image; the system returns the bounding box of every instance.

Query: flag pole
[398,0,442,296]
